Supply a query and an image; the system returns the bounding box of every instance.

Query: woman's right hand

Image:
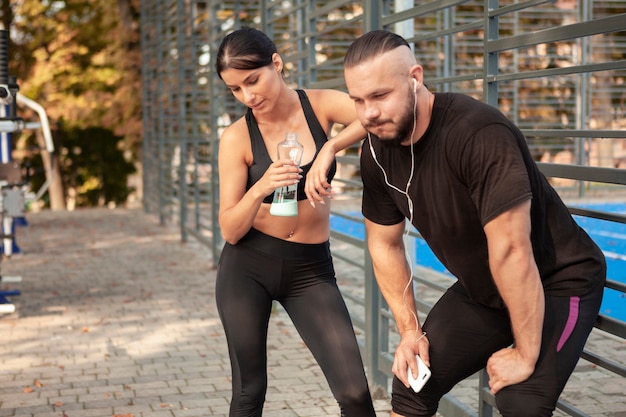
[258,158,303,197]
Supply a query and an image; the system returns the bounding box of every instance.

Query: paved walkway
[1,208,624,417]
[0,208,391,417]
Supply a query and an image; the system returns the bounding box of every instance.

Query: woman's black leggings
[216,228,376,417]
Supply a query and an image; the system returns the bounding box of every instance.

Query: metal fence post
[484,0,499,108]
[364,233,388,390]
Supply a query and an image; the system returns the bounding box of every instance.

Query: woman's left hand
[305,142,335,207]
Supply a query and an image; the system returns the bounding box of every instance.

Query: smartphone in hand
[407,354,431,393]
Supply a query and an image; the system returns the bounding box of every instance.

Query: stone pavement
[1,208,624,417]
[0,208,391,417]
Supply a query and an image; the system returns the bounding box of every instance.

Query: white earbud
[413,79,417,93]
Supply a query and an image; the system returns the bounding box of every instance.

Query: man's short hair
[344,30,410,68]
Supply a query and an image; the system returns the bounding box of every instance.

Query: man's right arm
[365,218,430,386]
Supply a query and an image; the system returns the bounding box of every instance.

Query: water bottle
[270,132,304,216]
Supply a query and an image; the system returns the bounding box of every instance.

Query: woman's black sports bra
[245,90,337,204]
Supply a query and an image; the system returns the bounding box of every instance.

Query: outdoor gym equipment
[0,29,55,314]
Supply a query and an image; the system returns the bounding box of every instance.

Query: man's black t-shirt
[361,92,606,309]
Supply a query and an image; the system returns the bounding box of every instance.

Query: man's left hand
[486,347,535,394]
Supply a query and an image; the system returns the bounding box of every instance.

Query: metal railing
[139,1,626,415]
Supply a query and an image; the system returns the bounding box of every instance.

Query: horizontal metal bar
[0,119,24,133]
[413,265,453,293]
[309,0,355,19]
[283,50,308,62]
[415,298,434,315]
[568,207,626,224]
[595,313,626,339]
[488,0,556,17]
[333,178,364,189]
[263,0,305,19]
[412,20,484,43]
[429,73,484,85]
[184,226,214,250]
[487,13,626,53]
[537,163,626,185]
[336,154,360,164]
[381,0,471,26]
[523,129,626,139]
[554,399,590,417]
[310,78,347,89]
[487,60,626,82]
[605,278,626,294]
[439,393,479,417]
[304,15,361,39]
[581,349,626,377]
[330,210,363,223]
[332,251,365,270]
[330,229,366,247]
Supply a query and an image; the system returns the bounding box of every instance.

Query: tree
[3,0,141,209]
[58,126,136,208]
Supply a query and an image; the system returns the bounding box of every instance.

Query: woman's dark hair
[215,27,277,79]
[344,30,410,68]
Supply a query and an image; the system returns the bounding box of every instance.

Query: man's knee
[496,388,556,417]
[390,377,438,417]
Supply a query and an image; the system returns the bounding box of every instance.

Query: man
[313,30,606,417]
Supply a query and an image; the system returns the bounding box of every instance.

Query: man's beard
[366,88,416,148]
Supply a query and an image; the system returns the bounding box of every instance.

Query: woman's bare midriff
[253,199,331,243]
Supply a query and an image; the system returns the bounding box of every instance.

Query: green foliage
[5,0,142,208]
[58,126,136,207]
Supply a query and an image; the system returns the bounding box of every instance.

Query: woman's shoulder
[220,116,248,142]
[219,117,252,158]
[301,88,355,124]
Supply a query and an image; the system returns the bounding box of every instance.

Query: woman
[214,27,375,417]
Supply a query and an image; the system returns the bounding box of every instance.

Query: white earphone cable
[367,82,420,338]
